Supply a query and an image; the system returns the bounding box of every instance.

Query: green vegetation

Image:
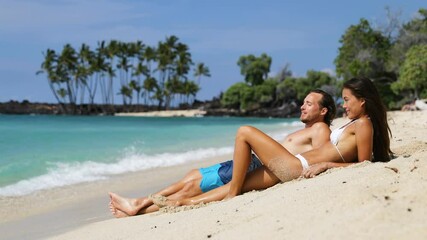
[37,36,210,114]
[38,8,427,115]
[221,8,427,112]
[392,44,427,99]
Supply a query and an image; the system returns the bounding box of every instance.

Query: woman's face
[342,88,366,119]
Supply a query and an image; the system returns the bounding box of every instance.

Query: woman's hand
[302,162,329,178]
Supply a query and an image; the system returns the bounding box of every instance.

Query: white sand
[2,111,427,240]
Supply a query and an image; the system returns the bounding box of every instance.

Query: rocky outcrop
[0,101,61,115]
[0,100,301,118]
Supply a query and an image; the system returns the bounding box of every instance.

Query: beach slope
[44,111,427,239]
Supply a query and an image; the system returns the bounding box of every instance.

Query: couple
[109,77,392,218]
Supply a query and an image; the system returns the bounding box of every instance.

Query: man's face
[300,92,324,124]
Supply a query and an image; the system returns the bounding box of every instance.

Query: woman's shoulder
[355,116,373,130]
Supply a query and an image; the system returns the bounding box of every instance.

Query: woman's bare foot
[109,192,148,216]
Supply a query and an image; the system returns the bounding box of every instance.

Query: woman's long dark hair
[343,77,392,162]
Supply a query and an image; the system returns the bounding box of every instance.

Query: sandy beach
[1,111,426,239]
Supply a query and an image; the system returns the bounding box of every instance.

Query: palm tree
[119,85,132,107]
[94,41,111,112]
[143,76,158,105]
[129,80,142,109]
[156,37,177,108]
[106,65,116,112]
[57,44,80,113]
[166,76,184,107]
[37,49,69,113]
[185,80,200,105]
[157,35,196,109]
[38,49,60,102]
[137,45,157,106]
[38,37,204,114]
[78,43,97,112]
[133,41,149,108]
[194,62,211,85]
[117,42,131,87]
[106,40,120,105]
[175,43,192,78]
[143,46,157,73]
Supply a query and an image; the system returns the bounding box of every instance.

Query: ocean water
[0,114,302,196]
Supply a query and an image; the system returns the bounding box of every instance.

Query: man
[109,89,336,217]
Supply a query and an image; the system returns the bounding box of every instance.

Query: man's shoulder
[310,121,329,130]
[291,121,328,136]
[305,122,330,140]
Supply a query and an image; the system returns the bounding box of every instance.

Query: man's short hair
[309,89,336,126]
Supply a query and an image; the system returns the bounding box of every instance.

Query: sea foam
[0,147,233,197]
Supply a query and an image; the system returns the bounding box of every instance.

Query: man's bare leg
[109,192,151,216]
[166,179,203,201]
[109,169,203,216]
[153,166,280,207]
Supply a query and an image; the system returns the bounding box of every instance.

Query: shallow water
[0,114,302,196]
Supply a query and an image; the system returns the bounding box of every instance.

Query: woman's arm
[301,162,353,178]
[354,117,373,162]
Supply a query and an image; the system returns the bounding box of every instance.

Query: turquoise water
[0,115,302,196]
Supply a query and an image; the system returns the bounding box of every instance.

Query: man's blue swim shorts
[198,154,262,192]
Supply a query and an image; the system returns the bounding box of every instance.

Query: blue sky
[0,0,423,103]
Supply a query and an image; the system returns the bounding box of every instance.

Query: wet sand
[0,155,230,240]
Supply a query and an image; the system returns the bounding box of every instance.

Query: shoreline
[1,111,426,239]
[114,109,207,117]
[0,153,232,240]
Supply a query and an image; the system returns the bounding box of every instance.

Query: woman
[154,76,392,207]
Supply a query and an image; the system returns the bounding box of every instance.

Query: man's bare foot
[109,201,129,218]
[109,192,145,216]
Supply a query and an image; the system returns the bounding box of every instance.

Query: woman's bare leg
[109,169,202,216]
[241,166,280,192]
[227,126,302,198]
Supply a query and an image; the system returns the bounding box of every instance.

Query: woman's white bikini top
[330,119,357,145]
